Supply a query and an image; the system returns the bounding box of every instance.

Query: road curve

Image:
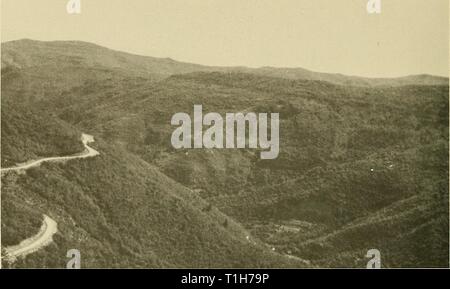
[1,133,99,264]
[4,215,58,262]
[1,133,99,173]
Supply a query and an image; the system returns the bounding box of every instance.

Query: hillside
[1,39,448,268]
[1,100,83,167]
[1,112,303,268]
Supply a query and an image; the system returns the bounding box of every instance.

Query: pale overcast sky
[1,0,448,77]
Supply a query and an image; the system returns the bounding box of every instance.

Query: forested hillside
[1,39,448,268]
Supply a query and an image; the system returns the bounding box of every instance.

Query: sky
[1,0,449,77]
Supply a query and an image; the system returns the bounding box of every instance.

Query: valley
[1,39,448,268]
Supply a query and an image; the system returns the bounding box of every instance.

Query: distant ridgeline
[171,105,279,160]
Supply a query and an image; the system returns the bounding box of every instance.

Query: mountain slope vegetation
[1,39,448,268]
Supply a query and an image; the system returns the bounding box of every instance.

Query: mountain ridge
[2,39,448,87]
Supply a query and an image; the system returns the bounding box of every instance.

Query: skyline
[1,0,449,78]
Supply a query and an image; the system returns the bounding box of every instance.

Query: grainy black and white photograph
[0,0,449,271]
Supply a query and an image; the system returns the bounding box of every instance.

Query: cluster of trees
[1,101,83,167]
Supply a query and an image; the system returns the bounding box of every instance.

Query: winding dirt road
[1,133,100,173]
[1,133,99,263]
[4,215,58,262]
